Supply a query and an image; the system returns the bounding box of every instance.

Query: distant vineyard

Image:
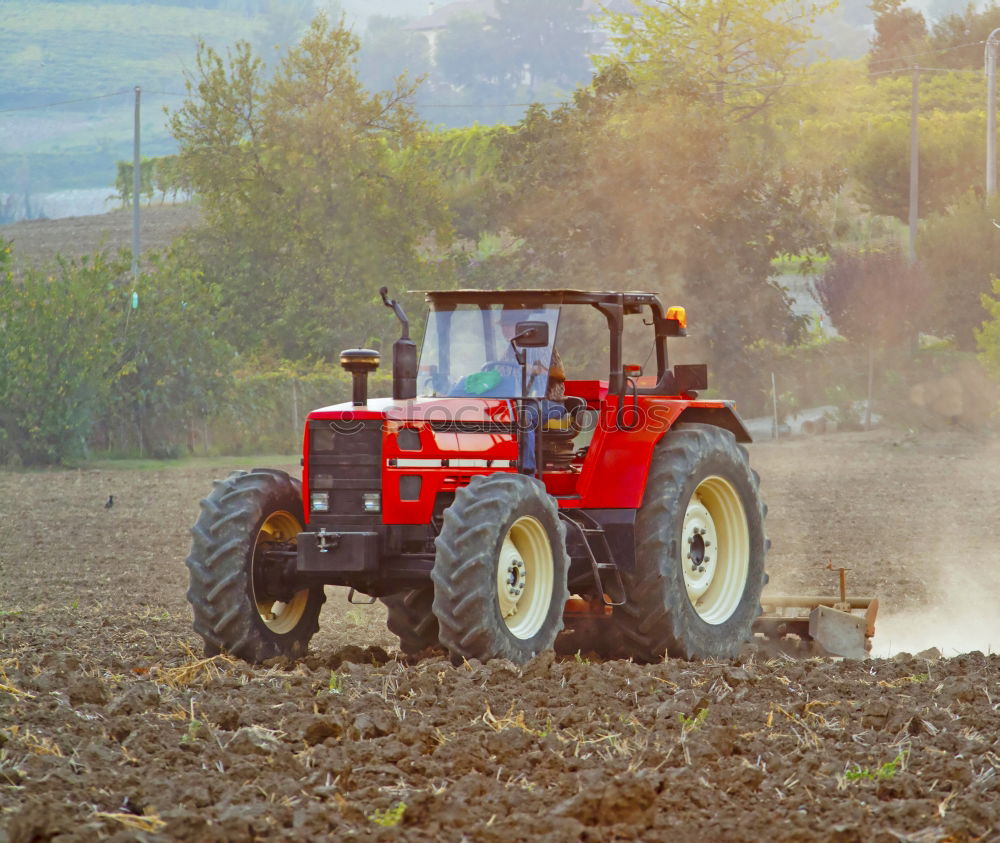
[113,156,189,206]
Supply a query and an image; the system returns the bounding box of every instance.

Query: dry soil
[1,429,999,841]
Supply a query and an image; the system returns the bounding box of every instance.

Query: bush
[0,249,124,465]
[0,243,237,465]
[208,362,393,455]
[976,277,1000,382]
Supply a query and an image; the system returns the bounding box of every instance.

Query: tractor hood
[307,396,516,427]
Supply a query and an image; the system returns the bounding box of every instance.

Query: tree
[851,107,982,220]
[433,1,593,100]
[491,0,592,88]
[358,15,432,95]
[814,247,929,426]
[868,0,929,77]
[169,16,452,359]
[921,193,1000,350]
[484,62,837,401]
[930,3,1000,69]
[602,0,836,120]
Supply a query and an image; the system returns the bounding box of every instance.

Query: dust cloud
[873,602,1000,658]
[872,454,1000,657]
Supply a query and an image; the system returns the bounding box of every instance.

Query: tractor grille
[308,419,382,519]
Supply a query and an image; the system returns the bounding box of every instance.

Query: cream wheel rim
[682,476,749,624]
[252,510,309,634]
[496,515,554,639]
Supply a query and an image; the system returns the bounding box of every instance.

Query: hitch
[753,564,878,659]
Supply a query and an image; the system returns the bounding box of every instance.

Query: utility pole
[132,86,141,281]
[908,66,919,262]
[986,29,1000,195]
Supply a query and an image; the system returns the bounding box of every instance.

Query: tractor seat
[543,396,587,468]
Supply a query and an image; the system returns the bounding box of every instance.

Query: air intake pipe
[380,287,417,400]
[340,349,380,406]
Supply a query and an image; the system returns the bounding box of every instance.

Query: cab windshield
[418,305,560,398]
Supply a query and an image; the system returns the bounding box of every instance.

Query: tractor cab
[417,302,561,401]
[400,289,719,480]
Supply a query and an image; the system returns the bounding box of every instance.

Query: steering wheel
[480,360,519,373]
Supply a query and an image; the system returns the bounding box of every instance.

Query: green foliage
[104,252,232,459]
[678,707,709,734]
[0,249,124,465]
[0,241,234,465]
[213,360,391,455]
[930,3,1000,69]
[976,277,1000,381]
[483,57,837,401]
[418,125,510,238]
[326,670,342,695]
[368,801,406,827]
[169,16,453,359]
[843,749,908,783]
[114,156,189,207]
[851,102,982,221]
[602,0,836,120]
[921,193,1000,350]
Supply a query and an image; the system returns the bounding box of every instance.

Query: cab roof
[417,289,664,311]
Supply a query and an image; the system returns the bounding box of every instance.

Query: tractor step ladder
[560,512,627,607]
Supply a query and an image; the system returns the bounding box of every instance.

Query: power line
[418,101,566,108]
[0,88,190,115]
[868,38,987,68]
[0,90,130,114]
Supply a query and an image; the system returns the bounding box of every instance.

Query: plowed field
[1,429,999,841]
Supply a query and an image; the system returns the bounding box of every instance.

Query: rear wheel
[431,473,569,664]
[380,588,440,655]
[186,469,325,663]
[613,424,767,661]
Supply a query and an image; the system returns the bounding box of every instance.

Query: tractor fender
[670,404,752,443]
[575,401,751,510]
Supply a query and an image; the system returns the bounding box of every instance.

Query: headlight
[310,491,329,513]
[362,492,381,513]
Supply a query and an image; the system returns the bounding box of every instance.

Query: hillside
[0,203,199,268]
[0,1,304,199]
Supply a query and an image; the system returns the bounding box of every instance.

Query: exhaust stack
[380,287,417,400]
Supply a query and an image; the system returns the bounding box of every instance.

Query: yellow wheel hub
[252,510,309,634]
[496,515,554,640]
[682,476,749,625]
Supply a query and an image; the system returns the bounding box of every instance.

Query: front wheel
[613,424,767,662]
[186,469,325,663]
[431,473,570,665]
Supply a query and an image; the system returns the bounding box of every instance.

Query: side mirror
[513,321,549,348]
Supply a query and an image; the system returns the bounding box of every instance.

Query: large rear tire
[186,469,325,663]
[613,424,767,662]
[380,588,440,655]
[431,473,570,665]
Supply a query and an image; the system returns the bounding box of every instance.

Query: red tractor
[186,288,770,665]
